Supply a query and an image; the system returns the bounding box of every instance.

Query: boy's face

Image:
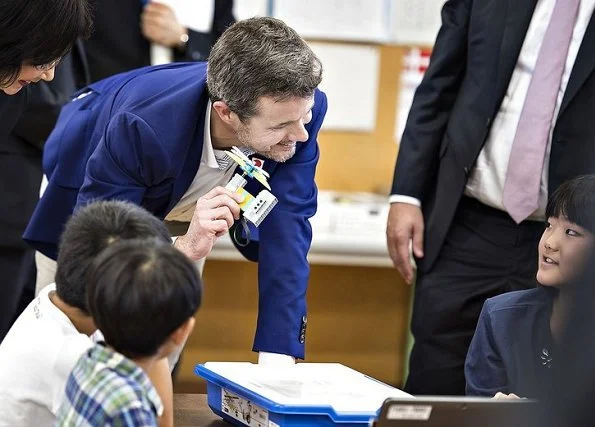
[536,216,594,288]
[235,95,315,163]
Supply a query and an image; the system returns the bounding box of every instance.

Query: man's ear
[212,100,237,126]
[169,317,195,346]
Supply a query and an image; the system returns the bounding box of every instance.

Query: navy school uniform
[465,286,557,397]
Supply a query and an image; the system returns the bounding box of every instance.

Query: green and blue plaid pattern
[56,343,163,426]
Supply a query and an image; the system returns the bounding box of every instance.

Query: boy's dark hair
[546,175,595,234]
[0,0,92,86]
[55,200,171,313]
[86,239,202,359]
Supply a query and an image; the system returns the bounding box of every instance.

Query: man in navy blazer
[24,17,327,362]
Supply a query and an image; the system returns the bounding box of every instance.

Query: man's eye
[566,229,581,237]
[304,110,313,124]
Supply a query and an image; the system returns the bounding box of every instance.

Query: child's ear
[169,317,195,346]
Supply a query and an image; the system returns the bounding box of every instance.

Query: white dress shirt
[166,102,296,364]
[391,0,595,221]
[165,101,239,223]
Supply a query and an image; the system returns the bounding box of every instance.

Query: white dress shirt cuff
[258,352,296,366]
[389,195,422,207]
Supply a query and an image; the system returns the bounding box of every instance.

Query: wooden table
[174,394,231,426]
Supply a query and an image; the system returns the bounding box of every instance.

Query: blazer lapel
[558,11,595,117]
[493,0,538,111]
[165,94,209,215]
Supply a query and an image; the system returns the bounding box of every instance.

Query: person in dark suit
[0,0,92,341]
[84,0,234,82]
[25,17,327,363]
[386,0,595,395]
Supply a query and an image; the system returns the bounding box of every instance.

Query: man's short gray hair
[207,17,323,121]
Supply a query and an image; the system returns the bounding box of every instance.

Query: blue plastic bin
[195,362,411,427]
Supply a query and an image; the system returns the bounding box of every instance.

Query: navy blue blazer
[24,62,328,359]
[465,287,557,397]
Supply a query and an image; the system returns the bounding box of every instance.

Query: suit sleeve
[76,112,172,208]
[465,300,508,396]
[391,0,472,200]
[252,91,328,359]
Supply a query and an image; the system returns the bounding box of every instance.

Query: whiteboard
[234,0,270,20]
[388,0,445,46]
[309,42,380,132]
[273,0,390,43]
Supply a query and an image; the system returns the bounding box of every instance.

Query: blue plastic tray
[195,362,405,426]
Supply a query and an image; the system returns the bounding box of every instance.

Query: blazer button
[299,315,307,344]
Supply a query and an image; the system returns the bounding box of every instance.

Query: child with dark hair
[0,200,173,426]
[57,239,202,425]
[465,175,595,398]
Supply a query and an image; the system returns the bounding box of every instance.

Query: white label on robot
[387,404,432,420]
[221,388,269,427]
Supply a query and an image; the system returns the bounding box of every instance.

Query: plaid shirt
[56,343,163,426]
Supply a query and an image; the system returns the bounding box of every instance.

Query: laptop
[373,396,538,426]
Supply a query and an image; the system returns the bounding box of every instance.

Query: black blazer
[84,0,235,82]
[0,41,89,248]
[391,0,595,273]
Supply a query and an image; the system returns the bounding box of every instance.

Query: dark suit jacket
[85,0,234,81]
[0,41,89,248]
[24,62,328,359]
[391,0,595,273]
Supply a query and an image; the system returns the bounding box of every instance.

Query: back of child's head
[85,239,202,359]
[546,175,595,233]
[55,200,172,313]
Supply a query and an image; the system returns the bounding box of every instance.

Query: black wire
[232,217,251,247]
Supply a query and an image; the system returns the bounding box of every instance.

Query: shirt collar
[203,100,256,170]
[203,100,219,169]
[89,344,164,416]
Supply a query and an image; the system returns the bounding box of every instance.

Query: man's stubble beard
[236,128,295,163]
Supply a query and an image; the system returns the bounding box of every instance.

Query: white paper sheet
[309,42,380,132]
[234,0,269,20]
[203,362,412,414]
[388,0,445,46]
[394,47,431,141]
[273,0,390,43]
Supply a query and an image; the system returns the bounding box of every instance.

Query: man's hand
[141,1,188,48]
[174,186,242,260]
[493,392,522,400]
[386,203,424,284]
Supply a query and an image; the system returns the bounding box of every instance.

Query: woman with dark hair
[0,0,92,95]
[0,0,92,342]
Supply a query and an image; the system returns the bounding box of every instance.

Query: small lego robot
[224,146,278,227]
